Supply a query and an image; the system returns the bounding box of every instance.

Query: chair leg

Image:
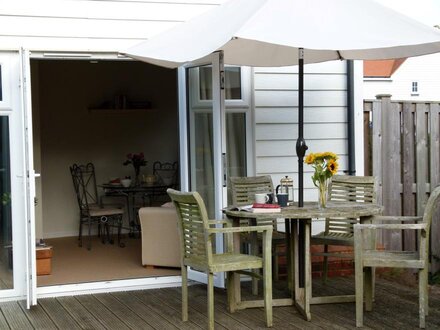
[263,251,273,327]
[273,245,279,281]
[87,218,92,250]
[208,272,215,330]
[322,244,329,283]
[181,265,188,322]
[419,268,427,328]
[364,267,373,311]
[227,271,236,313]
[355,257,363,327]
[78,220,83,247]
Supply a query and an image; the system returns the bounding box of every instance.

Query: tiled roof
[363,58,406,77]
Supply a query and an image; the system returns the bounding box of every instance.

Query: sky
[375,0,440,26]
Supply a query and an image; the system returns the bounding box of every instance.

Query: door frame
[178,51,227,287]
[15,51,186,300]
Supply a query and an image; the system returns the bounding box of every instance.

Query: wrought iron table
[223,201,383,321]
[100,183,172,235]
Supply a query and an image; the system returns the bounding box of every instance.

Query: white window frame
[190,66,251,109]
[411,81,419,96]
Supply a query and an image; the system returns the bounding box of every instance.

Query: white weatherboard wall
[0,0,227,51]
[253,61,362,233]
[254,61,349,200]
[364,53,440,102]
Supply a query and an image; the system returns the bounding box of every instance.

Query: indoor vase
[134,166,141,186]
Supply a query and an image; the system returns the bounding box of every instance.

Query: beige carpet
[37,236,180,287]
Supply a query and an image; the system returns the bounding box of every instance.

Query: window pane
[199,66,242,100]
[0,116,13,289]
[0,66,3,101]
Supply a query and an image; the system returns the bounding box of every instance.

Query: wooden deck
[0,276,439,329]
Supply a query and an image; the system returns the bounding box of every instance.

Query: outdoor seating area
[162,174,440,329]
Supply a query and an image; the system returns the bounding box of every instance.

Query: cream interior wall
[32,59,178,238]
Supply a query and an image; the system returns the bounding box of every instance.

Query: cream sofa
[138,205,181,268]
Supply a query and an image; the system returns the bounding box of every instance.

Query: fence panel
[364,98,440,272]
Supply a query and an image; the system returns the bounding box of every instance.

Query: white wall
[253,61,350,202]
[33,60,178,238]
[0,0,226,52]
[364,53,440,101]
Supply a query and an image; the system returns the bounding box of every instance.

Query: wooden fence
[364,95,440,273]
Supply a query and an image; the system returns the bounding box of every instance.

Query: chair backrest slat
[326,175,377,235]
[229,176,274,206]
[229,176,277,228]
[167,189,213,266]
[153,161,178,187]
[70,163,99,215]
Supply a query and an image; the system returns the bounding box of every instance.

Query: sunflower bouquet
[304,152,339,208]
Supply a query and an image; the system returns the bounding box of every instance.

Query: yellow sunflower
[304,153,315,164]
[327,159,339,175]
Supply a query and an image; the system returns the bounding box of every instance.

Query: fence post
[430,103,440,273]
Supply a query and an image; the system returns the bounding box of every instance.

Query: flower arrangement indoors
[304,152,339,208]
[123,152,147,185]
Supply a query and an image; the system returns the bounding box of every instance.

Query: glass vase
[134,166,141,186]
[318,178,331,209]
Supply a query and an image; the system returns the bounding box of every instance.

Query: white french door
[178,52,226,288]
[20,49,37,307]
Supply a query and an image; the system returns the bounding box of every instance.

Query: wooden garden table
[223,201,383,321]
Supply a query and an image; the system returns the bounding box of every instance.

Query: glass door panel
[190,108,215,218]
[0,117,12,289]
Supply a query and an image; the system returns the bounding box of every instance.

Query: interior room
[31,59,181,286]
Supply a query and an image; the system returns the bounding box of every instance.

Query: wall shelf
[88,108,156,114]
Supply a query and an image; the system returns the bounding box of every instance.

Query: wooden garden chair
[229,176,286,285]
[355,185,440,328]
[167,188,273,330]
[311,175,376,282]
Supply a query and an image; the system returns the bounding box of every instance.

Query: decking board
[0,302,33,330]
[38,297,82,330]
[111,291,179,330]
[0,277,438,329]
[57,296,106,330]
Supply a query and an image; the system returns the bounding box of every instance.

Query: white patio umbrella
[122,0,440,206]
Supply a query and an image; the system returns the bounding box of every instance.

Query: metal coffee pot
[276,175,294,205]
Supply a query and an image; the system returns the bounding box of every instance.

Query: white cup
[255,193,269,204]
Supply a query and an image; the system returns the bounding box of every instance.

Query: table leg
[293,219,311,321]
[285,220,293,291]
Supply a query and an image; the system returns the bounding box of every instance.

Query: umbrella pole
[296,48,308,207]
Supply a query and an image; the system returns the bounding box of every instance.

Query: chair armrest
[208,219,232,227]
[208,226,273,255]
[370,215,423,222]
[354,223,428,231]
[207,225,273,234]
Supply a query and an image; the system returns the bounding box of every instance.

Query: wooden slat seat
[311,175,377,282]
[229,175,286,284]
[355,185,440,328]
[167,188,273,330]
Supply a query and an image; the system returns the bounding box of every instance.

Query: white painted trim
[36,276,183,298]
[353,60,365,176]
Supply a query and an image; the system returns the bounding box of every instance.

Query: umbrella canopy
[122,0,440,206]
[123,0,440,68]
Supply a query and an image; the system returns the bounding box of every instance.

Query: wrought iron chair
[147,161,179,205]
[167,188,273,330]
[355,185,440,328]
[311,175,377,282]
[70,163,124,250]
[229,176,286,287]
